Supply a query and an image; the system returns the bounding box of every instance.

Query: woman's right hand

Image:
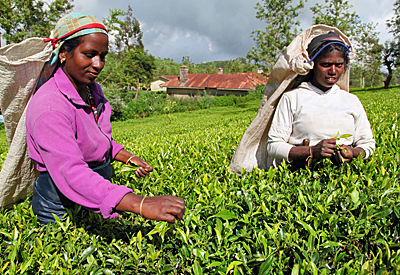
[116,193,185,223]
[312,138,337,158]
[141,195,185,223]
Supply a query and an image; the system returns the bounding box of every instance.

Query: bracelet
[306,146,313,166]
[126,156,134,165]
[139,196,146,217]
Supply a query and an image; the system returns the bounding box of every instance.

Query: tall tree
[103,4,143,52]
[181,55,196,72]
[98,49,155,100]
[387,0,400,39]
[310,0,361,37]
[247,0,305,72]
[384,0,400,88]
[352,22,382,87]
[0,0,74,45]
[382,40,400,89]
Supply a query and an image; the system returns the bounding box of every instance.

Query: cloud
[72,0,395,63]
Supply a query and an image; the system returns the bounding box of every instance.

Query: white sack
[0,38,53,209]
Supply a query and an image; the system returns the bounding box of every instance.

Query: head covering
[229,25,354,175]
[306,31,351,64]
[37,12,108,88]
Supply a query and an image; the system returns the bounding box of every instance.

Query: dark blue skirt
[32,159,113,224]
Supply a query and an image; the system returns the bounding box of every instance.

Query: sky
[71,0,394,63]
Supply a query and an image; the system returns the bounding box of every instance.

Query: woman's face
[311,49,345,92]
[60,33,108,91]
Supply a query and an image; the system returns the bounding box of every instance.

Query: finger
[163,213,177,223]
[135,170,142,178]
[135,169,147,178]
[167,206,185,221]
[144,165,153,172]
[140,166,150,174]
[321,150,334,157]
[325,138,337,144]
[166,196,185,208]
[140,167,150,175]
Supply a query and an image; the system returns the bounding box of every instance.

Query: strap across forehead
[305,32,351,65]
[305,41,351,64]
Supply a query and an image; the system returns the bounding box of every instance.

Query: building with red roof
[155,66,267,97]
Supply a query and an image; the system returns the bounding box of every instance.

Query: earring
[60,58,65,64]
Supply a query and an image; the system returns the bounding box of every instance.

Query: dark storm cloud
[74,0,264,63]
[73,0,393,63]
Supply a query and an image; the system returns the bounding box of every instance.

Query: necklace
[85,86,99,122]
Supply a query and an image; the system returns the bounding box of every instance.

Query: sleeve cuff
[111,142,125,160]
[100,185,133,219]
[267,142,294,161]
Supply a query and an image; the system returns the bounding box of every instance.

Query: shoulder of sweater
[30,81,76,117]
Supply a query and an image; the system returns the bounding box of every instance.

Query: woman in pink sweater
[26,13,185,224]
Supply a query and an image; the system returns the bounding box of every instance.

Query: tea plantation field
[0,87,399,274]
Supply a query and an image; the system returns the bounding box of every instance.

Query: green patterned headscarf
[37,13,108,88]
[45,12,108,65]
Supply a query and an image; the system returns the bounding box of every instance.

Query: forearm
[115,149,133,164]
[116,193,186,223]
[115,193,143,213]
[288,146,312,161]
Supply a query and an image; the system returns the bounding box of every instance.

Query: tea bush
[0,87,399,274]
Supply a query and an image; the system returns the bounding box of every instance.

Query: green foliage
[310,0,361,37]
[382,40,400,89]
[153,59,181,76]
[163,100,177,124]
[114,91,257,121]
[351,23,383,88]
[247,84,266,100]
[0,0,73,44]
[0,84,399,273]
[223,58,257,74]
[98,49,156,93]
[247,0,304,72]
[387,0,400,39]
[103,4,143,51]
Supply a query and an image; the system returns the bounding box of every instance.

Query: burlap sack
[0,38,53,209]
[229,25,353,174]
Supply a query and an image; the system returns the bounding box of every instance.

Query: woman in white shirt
[267,32,375,170]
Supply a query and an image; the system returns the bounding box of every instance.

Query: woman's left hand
[339,145,354,162]
[115,149,153,178]
[129,156,153,178]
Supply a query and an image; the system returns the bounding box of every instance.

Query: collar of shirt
[53,67,102,107]
[298,82,340,95]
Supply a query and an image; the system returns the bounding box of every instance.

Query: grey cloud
[73,0,394,63]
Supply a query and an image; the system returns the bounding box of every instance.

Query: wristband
[139,196,146,217]
[126,156,134,165]
[306,146,313,166]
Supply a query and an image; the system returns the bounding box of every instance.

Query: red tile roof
[161,72,267,90]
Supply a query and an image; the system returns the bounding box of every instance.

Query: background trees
[310,0,360,37]
[246,0,305,72]
[247,0,400,88]
[103,5,143,52]
[100,5,155,100]
[0,0,73,45]
[351,23,383,88]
